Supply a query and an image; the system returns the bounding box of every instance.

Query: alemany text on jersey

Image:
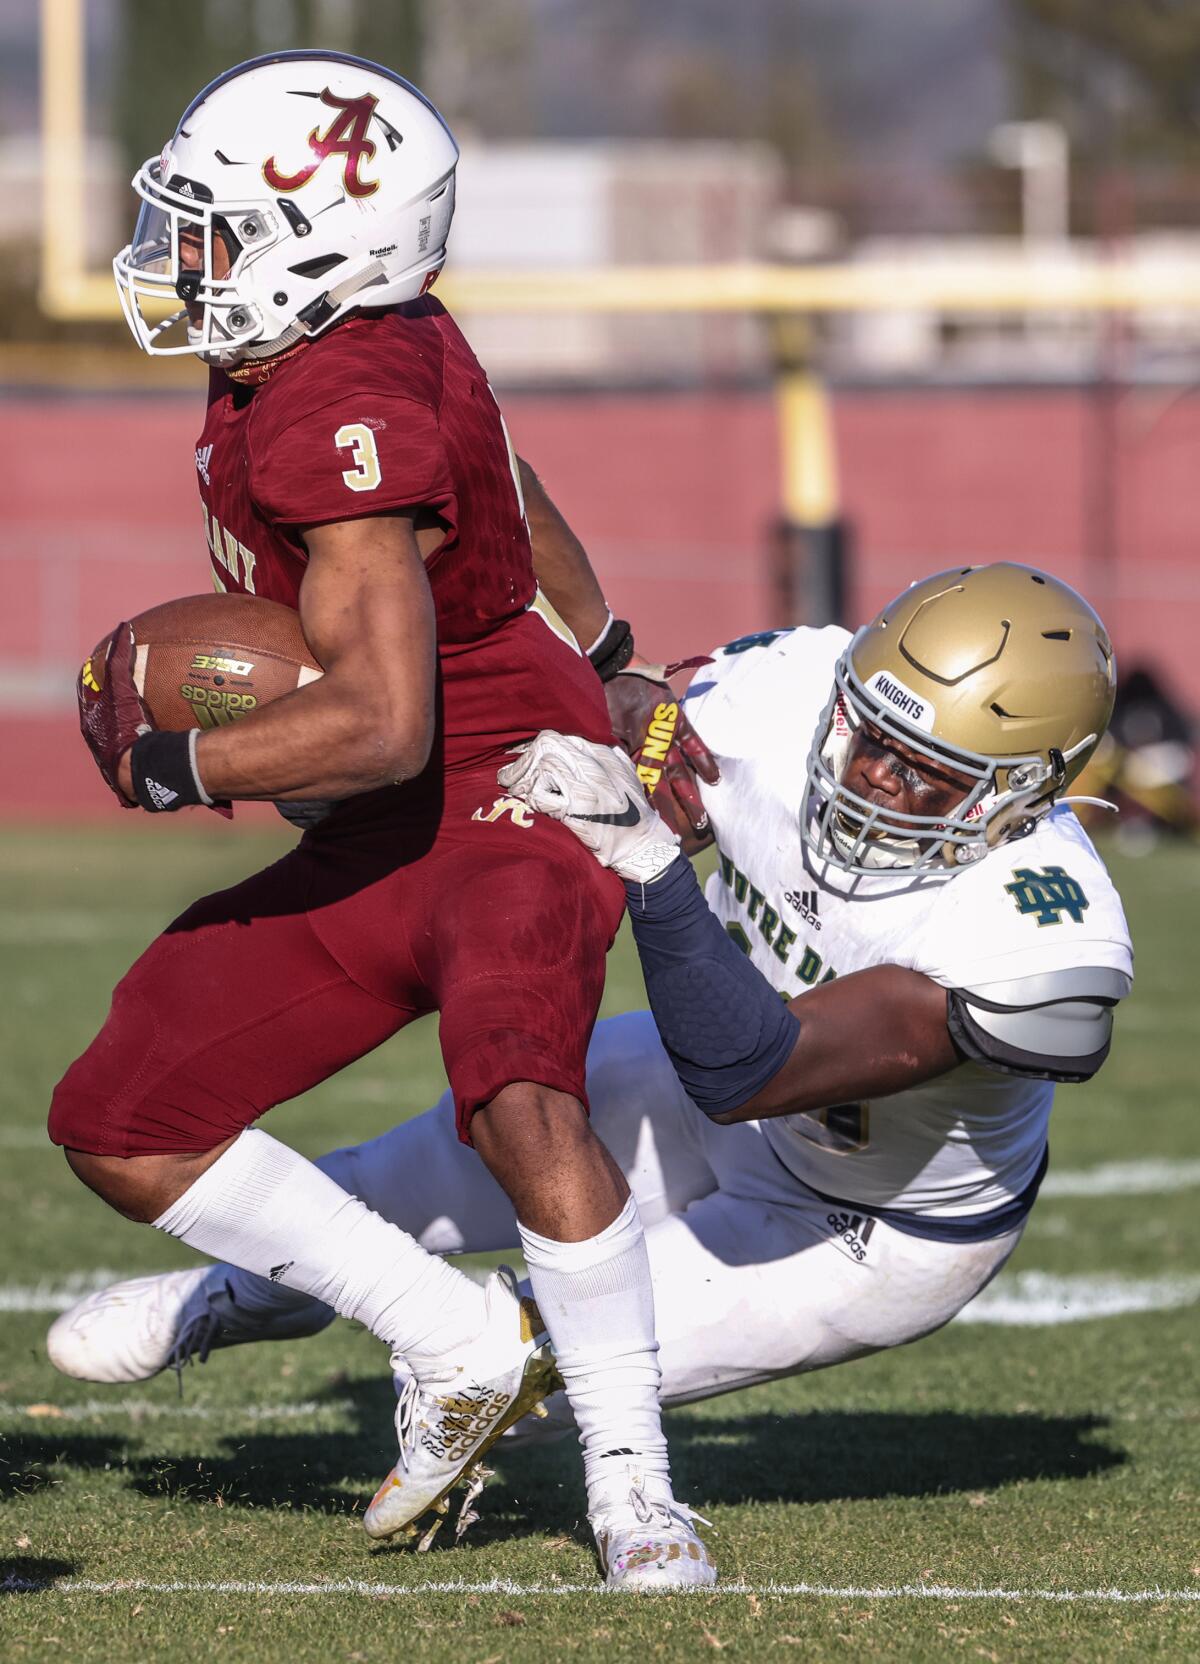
[201,503,258,594]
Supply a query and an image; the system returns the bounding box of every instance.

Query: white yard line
[0,911,164,944]
[0,1270,155,1312]
[1040,1158,1200,1197]
[0,1576,1196,1602]
[0,1396,354,1422]
[958,1270,1200,1326]
[7,1142,1199,1191]
[6,1262,1200,1326]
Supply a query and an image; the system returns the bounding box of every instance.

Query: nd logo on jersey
[1005,865,1089,926]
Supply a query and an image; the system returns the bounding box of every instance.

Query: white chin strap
[195,319,305,367]
[194,259,389,366]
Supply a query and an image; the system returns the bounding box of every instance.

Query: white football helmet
[113,50,458,365]
[802,563,1117,876]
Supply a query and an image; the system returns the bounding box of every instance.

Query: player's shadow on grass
[123,1432,387,1515]
[0,1417,381,1519]
[657,1408,1128,1509]
[0,1433,132,1500]
[0,1557,79,1594]
[379,1405,1129,1553]
[2,1393,1127,1540]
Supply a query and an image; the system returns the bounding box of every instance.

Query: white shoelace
[601,1483,713,1537]
[394,1374,424,1472]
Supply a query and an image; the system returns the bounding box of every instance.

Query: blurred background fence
[5,0,1200,819]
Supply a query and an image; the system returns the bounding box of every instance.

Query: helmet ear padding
[802,564,1116,877]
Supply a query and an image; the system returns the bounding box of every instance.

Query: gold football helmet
[803,563,1117,875]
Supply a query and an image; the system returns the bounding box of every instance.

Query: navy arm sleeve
[624,855,801,1118]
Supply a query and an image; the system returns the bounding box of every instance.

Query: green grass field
[1,824,1198,1662]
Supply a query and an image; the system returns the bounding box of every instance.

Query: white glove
[498,731,681,883]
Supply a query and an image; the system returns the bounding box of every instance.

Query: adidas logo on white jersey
[195,444,213,485]
[784,888,821,931]
[145,777,179,810]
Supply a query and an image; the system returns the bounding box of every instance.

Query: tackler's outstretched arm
[621,854,957,1124]
[498,730,958,1123]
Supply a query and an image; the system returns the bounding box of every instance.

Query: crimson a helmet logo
[263,89,381,199]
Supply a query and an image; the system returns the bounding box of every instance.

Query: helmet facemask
[114,161,293,364]
[801,649,1082,877]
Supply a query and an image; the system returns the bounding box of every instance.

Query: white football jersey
[683,626,1134,1220]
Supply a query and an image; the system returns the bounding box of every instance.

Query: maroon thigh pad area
[419,805,626,1141]
[48,848,415,1157]
[50,777,625,1158]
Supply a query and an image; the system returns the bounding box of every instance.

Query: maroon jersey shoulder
[243,304,452,534]
[200,303,536,642]
[192,304,598,798]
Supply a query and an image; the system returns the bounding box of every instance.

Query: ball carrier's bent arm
[518,456,611,654]
[517,457,720,841]
[116,513,440,806]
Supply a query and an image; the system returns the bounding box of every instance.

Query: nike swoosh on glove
[498,732,681,883]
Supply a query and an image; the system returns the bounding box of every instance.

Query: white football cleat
[590,1473,717,1591]
[363,1265,559,1549]
[45,1266,333,1385]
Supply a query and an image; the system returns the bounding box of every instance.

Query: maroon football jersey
[192,300,612,820]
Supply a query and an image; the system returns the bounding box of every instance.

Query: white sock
[518,1194,670,1512]
[153,1129,486,1370]
[213,1114,497,1324]
[214,1140,384,1326]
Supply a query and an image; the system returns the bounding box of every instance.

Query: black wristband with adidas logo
[129,729,212,813]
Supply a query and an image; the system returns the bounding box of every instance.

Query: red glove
[77,623,154,808]
[605,658,720,847]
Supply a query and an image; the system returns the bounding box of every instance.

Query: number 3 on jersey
[335,422,382,492]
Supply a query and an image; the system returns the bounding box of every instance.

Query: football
[86,593,322,732]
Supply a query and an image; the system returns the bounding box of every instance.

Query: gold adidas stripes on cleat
[363,1266,561,1546]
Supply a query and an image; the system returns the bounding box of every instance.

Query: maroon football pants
[49,783,625,1157]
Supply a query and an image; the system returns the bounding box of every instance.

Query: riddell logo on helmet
[865,671,935,733]
[263,90,382,199]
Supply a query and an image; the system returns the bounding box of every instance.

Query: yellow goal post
[37,0,1200,620]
